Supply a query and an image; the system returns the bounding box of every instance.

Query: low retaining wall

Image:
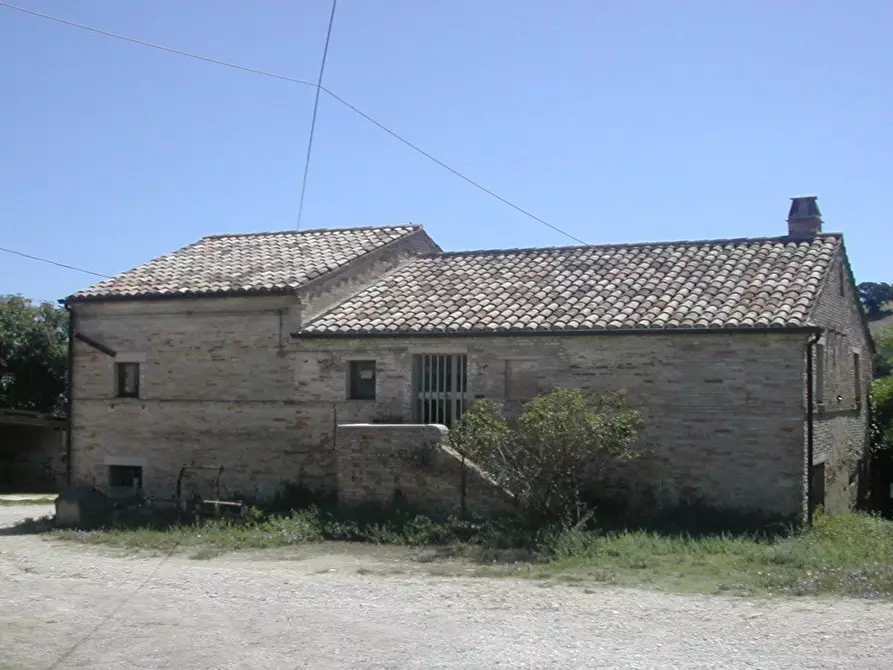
[335,423,515,518]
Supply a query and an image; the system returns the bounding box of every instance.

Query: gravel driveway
[1,504,892,669]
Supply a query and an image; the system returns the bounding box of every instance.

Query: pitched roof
[302,234,841,335]
[70,225,422,300]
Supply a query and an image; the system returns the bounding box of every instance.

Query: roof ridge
[422,233,842,259]
[203,224,421,240]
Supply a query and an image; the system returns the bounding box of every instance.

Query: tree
[873,325,893,379]
[0,295,68,414]
[871,376,893,454]
[858,282,893,318]
[450,388,644,524]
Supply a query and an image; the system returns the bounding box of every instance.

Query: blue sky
[2,0,890,303]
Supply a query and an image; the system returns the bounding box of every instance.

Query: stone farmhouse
[65,196,872,522]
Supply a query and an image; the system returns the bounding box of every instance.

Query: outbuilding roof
[69,225,423,300]
[302,234,841,334]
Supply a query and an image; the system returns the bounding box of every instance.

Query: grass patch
[42,498,893,599]
[536,510,893,597]
[0,496,56,506]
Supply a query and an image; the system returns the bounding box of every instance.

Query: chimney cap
[788,195,822,221]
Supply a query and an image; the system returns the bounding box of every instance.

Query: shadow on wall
[334,423,516,520]
[0,423,67,493]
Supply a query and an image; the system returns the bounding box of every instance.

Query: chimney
[787,195,823,238]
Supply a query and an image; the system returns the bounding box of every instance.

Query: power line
[0,1,588,246]
[0,246,110,278]
[296,0,338,230]
[0,2,316,88]
[319,86,588,244]
[47,543,179,669]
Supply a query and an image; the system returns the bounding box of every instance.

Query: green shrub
[871,376,893,453]
[451,389,644,525]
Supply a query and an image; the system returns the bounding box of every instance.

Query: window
[115,362,140,398]
[838,264,846,297]
[814,342,825,406]
[853,352,861,407]
[348,360,376,400]
[810,462,826,513]
[108,465,142,494]
[413,354,468,427]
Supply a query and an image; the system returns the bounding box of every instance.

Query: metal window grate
[413,354,468,427]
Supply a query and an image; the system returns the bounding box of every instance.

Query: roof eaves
[67,285,299,304]
[291,324,821,340]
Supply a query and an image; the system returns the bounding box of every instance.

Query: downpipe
[806,331,821,526]
[64,300,74,487]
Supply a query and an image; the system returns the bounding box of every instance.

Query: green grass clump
[538,510,893,597]
[37,487,893,600]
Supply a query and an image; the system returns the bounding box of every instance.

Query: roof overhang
[291,325,822,340]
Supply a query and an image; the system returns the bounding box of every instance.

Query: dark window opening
[853,352,862,408]
[850,459,861,486]
[810,462,826,513]
[348,360,376,400]
[116,362,140,398]
[108,465,142,493]
[814,342,825,406]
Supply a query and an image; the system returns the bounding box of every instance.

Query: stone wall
[70,295,310,500]
[68,231,439,501]
[810,249,873,513]
[335,423,514,518]
[294,331,809,520]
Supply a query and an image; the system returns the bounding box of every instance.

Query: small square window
[348,360,376,400]
[108,465,142,493]
[116,362,140,398]
[853,352,861,407]
[814,343,825,406]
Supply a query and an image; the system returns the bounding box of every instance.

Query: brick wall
[68,232,439,502]
[70,235,867,522]
[335,423,515,517]
[70,295,314,500]
[809,247,873,513]
[294,331,809,520]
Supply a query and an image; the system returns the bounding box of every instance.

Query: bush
[871,376,893,454]
[451,388,644,524]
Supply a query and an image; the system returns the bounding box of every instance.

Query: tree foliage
[0,295,68,414]
[871,376,893,454]
[858,282,893,318]
[450,388,644,524]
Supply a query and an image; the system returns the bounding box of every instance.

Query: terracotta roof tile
[303,235,840,334]
[70,225,421,300]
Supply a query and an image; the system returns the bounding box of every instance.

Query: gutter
[805,330,822,526]
[291,325,823,340]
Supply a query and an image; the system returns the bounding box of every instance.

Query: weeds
[0,496,56,507]
[40,483,893,600]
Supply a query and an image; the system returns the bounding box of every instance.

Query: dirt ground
[2,505,893,669]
